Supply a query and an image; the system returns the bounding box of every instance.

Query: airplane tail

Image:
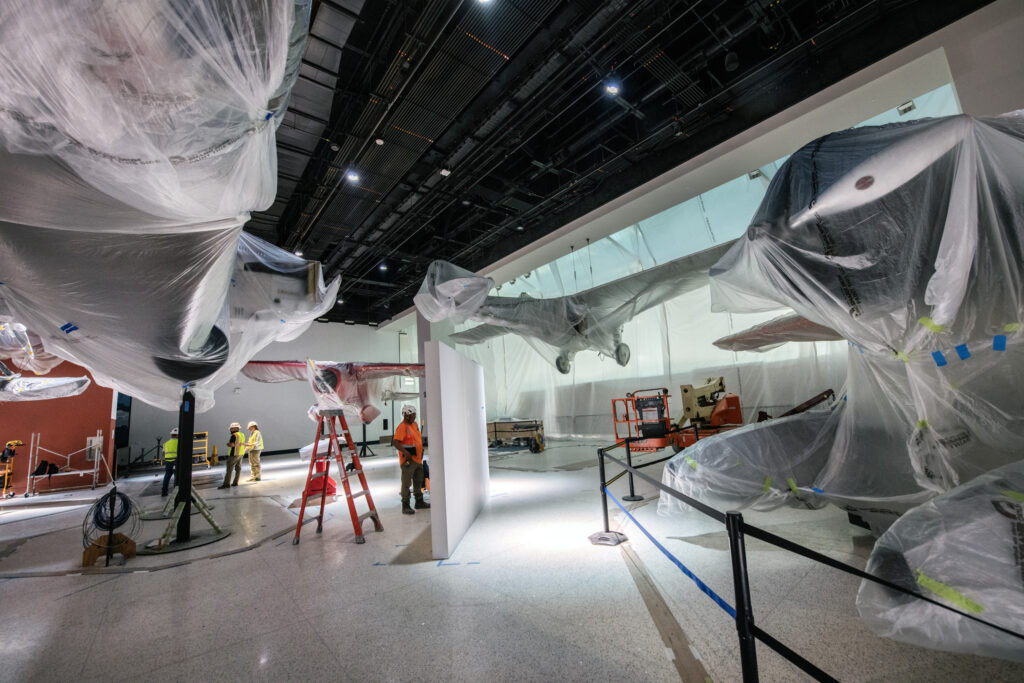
[414,260,493,322]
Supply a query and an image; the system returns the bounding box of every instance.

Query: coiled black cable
[91,488,133,530]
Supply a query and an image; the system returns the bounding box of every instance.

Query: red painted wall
[0,361,114,496]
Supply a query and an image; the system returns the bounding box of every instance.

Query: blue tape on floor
[606,488,736,619]
[932,350,947,367]
[955,344,971,360]
[994,335,1007,351]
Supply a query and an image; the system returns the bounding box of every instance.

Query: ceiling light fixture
[375,138,384,145]
[346,172,360,182]
[515,225,524,231]
[605,83,620,95]
[724,50,739,72]
[294,250,303,256]
[379,264,388,271]
[461,199,471,206]
[439,168,452,177]
[337,298,344,304]
[329,143,339,152]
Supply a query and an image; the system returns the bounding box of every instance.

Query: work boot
[402,503,415,515]
[414,499,430,509]
[217,485,229,489]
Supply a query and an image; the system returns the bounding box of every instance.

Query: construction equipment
[612,389,675,452]
[293,408,383,545]
[669,377,744,453]
[1,439,22,497]
[487,419,544,452]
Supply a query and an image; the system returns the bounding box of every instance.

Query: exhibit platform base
[139,485,213,520]
[137,528,231,555]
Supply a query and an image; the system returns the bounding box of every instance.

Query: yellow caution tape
[916,570,984,614]
[684,455,697,470]
[762,476,772,492]
[786,477,799,495]
[918,317,947,333]
[894,351,910,362]
[1001,489,1024,504]
[916,420,929,429]
[1005,323,1022,332]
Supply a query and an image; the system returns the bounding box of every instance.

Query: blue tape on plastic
[993,335,1007,351]
[606,488,736,619]
[811,487,824,494]
[955,344,971,360]
[932,351,947,367]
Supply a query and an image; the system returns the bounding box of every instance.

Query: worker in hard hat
[161,428,179,497]
[218,422,246,489]
[245,420,264,482]
[391,404,428,515]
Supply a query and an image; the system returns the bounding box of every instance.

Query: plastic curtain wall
[454,85,960,439]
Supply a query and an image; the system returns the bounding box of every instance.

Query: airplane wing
[713,313,844,352]
[575,241,735,329]
[0,374,90,402]
[242,360,424,383]
[449,324,512,345]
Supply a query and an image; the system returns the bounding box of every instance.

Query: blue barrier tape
[932,350,947,367]
[993,335,1007,351]
[605,488,736,619]
[955,344,971,360]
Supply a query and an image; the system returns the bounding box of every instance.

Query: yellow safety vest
[248,429,264,451]
[164,438,179,462]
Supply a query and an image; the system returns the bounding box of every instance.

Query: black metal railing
[596,437,1024,682]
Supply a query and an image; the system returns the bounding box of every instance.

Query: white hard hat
[170,428,179,436]
[247,421,258,429]
[230,422,241,429]
[401,404,417,416]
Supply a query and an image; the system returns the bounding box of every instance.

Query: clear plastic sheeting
[242,360,424,425]
[417,243,733,374]
[706,112,1024,513]
[0,0,336,411]
[1,320,73,375]
[856,460,1024,663]
[0,373,91,402]
[712,313,843,352]
[659,410,836,513]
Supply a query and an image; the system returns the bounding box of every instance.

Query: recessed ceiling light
[344,320,354,324]
[461,199,471,206]
[515,225,524,231]
[347,172,360,182]
[439,168,452,176]
[294,250,303,256]
[605,84,620,95]
[329,143,339,152]
[375,138,385,146]
[369,321,378,326]
[336,298,344,304]
[379,264,388,271]
[897,100,916,116]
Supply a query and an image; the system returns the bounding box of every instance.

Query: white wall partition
[424,341,489,560]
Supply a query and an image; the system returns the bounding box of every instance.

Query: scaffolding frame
[25,430,104,496]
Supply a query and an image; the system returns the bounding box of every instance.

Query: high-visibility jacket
[394,421,422,463]
[247,429,264,451]
[164,437,179,462]
[228,431,246,456]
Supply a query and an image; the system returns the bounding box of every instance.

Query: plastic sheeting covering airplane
[415,243,733,373]
[661,111,1024,532]
[0,1,339,411]
[0,359,90,402]
[0,321,63,375]
[856,459,1024,662]
[242,360,425,424]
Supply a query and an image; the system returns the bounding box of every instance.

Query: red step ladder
[293,409,383,545]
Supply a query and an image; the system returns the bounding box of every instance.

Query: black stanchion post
[175,388,195,542]
[622,439,643,501]
[727,510,758,682]
[598,448,610,533]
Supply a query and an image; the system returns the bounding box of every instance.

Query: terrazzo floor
[0,441,1018,682]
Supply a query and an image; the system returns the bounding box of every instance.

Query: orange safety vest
[394,421,423,463]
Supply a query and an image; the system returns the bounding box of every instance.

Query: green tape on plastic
[916,419,929,429]
[786,477,799,495]
[1001,489,1024,504]
[916,570,984,614]
[762,476,772,492]
[918,317,946,333]
[894,350,910,362]
[684,455,697,470]
[1005,323,1022,333]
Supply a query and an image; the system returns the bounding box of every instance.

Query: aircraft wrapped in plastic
[661,112,1024,530]
[0,0,338,411]
[415,243,732,374]
[856,460,1024,662]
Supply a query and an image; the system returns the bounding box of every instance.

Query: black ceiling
[245,0,992,326]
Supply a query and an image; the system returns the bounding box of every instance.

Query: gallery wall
[126,322,416,460]
[0,361,114,494]
[424,341,489,560]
